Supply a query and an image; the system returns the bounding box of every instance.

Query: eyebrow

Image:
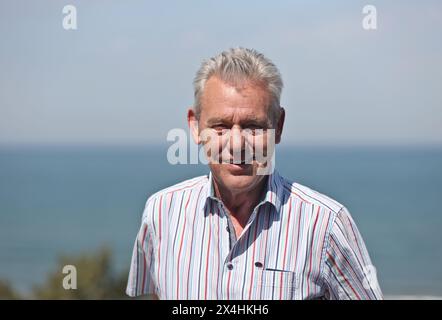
[205,118,231,125]
[206,116,270,127]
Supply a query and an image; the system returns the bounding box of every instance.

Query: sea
[1,144,441,298]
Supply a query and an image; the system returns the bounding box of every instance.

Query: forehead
[200,76,271,121]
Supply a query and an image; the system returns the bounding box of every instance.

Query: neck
[213,176,267,227]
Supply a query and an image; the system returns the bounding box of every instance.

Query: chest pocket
[256,269,297,300]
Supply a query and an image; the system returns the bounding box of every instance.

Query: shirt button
[226,226,230,232]
[226,263,233,270]
[254,262,263,268]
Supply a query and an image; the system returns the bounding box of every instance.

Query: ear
[275,107,285,144]
[187,108,200,144]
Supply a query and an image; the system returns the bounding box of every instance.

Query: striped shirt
[126,170,383,300]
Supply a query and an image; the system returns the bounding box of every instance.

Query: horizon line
[1,142,442,150]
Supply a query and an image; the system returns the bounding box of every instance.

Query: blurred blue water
[0,145,441,296]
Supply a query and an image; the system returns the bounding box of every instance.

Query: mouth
[221,157,255,165]
[222,161,253,174]
[221,161,252,167]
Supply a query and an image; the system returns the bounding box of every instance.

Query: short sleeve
[126,200,156,297]
[322,207,383,300]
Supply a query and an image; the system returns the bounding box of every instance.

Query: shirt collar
[205,169,284,214]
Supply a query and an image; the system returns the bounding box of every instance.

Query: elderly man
[126,48,383,300]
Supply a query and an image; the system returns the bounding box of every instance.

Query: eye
[212,125,226,130]
[211,124,229,135]
[245,125,267,135]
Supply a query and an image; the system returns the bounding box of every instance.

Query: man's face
[188,76,284,194]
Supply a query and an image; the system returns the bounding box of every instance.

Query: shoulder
[141,175,208,221]
[278,173,345,215]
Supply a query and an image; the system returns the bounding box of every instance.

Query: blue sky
[1,0,441,146]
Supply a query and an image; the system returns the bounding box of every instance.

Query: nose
[229,126,245,163]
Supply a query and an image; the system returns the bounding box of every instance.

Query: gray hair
[193,47,283,122]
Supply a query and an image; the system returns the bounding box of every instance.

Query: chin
[209,163,264,193]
